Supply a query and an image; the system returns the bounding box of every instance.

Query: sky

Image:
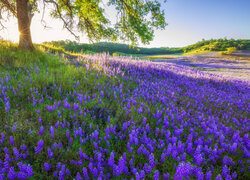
[0,0,250,48]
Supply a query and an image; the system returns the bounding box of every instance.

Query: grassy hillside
[0,40,249,179]
[183,38,250,54]
[42,38,250,57]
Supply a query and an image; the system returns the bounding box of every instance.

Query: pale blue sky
[0,0,249,47]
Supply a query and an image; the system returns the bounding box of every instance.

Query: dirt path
[151,52,250,82]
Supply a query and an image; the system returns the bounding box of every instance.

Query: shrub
[226,47,237,54]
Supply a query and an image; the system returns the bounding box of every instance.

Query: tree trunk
[16,0,34,50]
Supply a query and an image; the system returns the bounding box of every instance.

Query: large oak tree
[0,0,166,50]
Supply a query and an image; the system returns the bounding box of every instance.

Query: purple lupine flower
[149,153,155,168]
[13,147,19,161]
[93,167,98,178]
[127,143,133,153]
[137,144,144,155]
[16,172,27,179]
[140,170,145,179]
[196,169,204,180]
[48,148,54,159]
[44,162,52,172]
[53,171,58,177]
[59,165,66,180]
[88,162,93,173]
[56,162,62,170]
[166,143,172,156]
[222,166,230,177]
[154,170,160,180]
[155,128,160,137]
[69,138,73,146]
[66,130,70,139]
[34,140,44,154]
[73,103,79,111]
[97,152,102,162]
[161,153,166,163]
[82,167,89,179]
[174,162,193,179]
[20,144,27,151]
[55,121,59,129]
[143,163,151,174]
[4,147,9,154]
[5,101,10,112]
[39,126,44,136]
[18,162,26,172]
[229,143,237,154]
[12,124,17,132]
[76,172,82,180]
[215,174,222,180]
[7,167,15,179]
[50,126,55,139]
[66,169,70,176]
[118,158,125,175]
[79,148,84,160]
[194,153,203,166]
[163,173,170,180]
[9,136,15,146]
[4,159,10,170]
[1,133,5,143]
[113,165,119,176]
[26,165,33,177]
[64,99,71,109]
[46,105,53,112]
[134,172,139,180]
[93,130,99,141]
[108,151,115,167]
[205,171,212,180]
[232,172,237,179]
[38,116,43,123]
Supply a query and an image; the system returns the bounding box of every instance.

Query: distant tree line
[43,38,250,55]
[43,40,183,55]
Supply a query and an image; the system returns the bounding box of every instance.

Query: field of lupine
[0,42,250,179]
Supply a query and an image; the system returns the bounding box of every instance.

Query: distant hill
[182,38,250,53]
[42,41,183,55]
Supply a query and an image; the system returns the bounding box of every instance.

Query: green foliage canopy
[0,0,167,45]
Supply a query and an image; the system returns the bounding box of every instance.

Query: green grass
[143,54,183,60]
[1,40,249,179]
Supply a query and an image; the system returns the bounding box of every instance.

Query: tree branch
[43,0,79,41]
[0,0,17,17]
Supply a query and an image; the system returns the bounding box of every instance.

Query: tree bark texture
[16,0,34,50]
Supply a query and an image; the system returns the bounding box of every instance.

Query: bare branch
[40,1,52,29]
[0,20,6,30]
[0,0,17,17]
